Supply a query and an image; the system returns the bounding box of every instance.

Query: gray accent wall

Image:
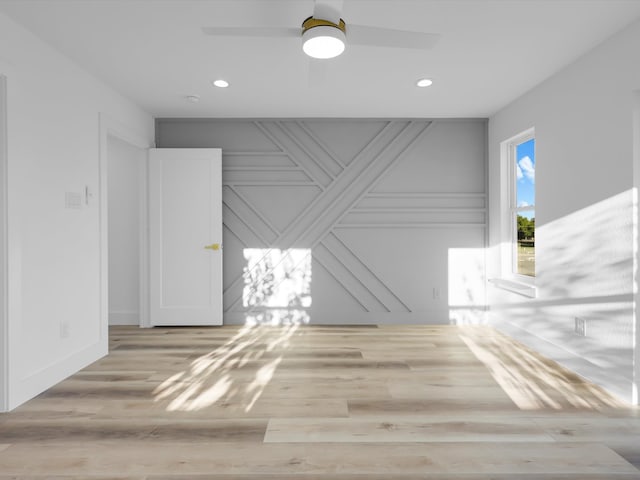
[156,119,487,325]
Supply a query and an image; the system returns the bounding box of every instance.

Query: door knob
[204,243,221,251]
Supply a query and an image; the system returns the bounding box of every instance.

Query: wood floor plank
[347,397,522,414]
[145,476,640,480]
[0,477,147,480]
[264,416,554,443]
[146,476,640,480]
[0,418,268,443]
[0,441,635,475]
[2,475,640,480]
[387,383,517,402]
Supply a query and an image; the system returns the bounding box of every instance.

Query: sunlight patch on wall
[243,248,312,312]
[448,248,487,325]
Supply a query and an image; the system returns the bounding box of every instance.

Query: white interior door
[149,148,222,326]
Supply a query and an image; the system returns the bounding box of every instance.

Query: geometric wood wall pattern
[156,119,487,325]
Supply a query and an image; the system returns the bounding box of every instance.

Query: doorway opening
[98,113,152,338]
[107,135,147,326]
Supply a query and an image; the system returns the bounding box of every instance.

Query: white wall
[0,12,154,410]
[635,91,640,405]
[488,19,640,403]
[0,75,7,411]
[107,136,144,326]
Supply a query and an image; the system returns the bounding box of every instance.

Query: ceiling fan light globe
[302,25,345,59]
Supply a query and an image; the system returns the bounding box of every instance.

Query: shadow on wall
[489,190,636,401]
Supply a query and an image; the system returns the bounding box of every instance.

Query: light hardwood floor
[1,324,639,479]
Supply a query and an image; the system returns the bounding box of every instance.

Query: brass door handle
[204,243,221,251]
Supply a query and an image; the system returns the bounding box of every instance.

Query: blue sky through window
[516,138,535,219]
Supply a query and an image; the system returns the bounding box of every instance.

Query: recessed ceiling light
[185,94,200,103]
[212,79,229,88]
[416,78,433,87]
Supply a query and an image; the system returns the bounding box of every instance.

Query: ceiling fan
[202,0,440,60]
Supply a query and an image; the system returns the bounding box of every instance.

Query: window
[494,128,536,296]
[510,133,535,278]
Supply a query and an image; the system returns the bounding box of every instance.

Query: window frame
[500,128,536,289]
[510,132,536,281]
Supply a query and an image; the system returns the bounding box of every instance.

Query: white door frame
[98,113,153,334]
[0,75,8,412]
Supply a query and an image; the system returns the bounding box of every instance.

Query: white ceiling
[1,0,640,118]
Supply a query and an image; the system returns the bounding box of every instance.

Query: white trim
[223,309,485,326]
[488,278,536,298]
[493,317,633,404]
[509,130,535,279]
[98,113,153,334]
[138,149,151,328]
[0,75,8,412]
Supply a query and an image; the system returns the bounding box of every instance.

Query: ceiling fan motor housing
[301,16,347,59]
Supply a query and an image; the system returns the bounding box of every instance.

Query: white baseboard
[223,308,487,326]
[492,318,635,405]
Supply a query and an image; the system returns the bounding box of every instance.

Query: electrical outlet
[60,321,70,339]
[433,287,440,300]
[574,317,587,336]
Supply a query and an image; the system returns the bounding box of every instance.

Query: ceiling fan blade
[347,24,440,50]
[313,0,344,24]
[202,26,300,38]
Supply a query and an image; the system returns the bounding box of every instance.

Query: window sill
[488,278,537,298]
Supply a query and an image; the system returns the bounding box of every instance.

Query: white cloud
[518,201,529,207]
[516,163,523,180]
[518,156,535,181]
